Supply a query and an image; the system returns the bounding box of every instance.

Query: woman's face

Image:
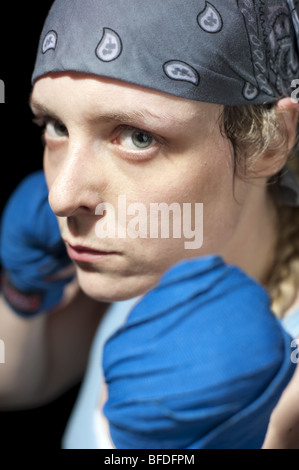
[30,73,254,302]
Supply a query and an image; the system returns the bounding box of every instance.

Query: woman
[1,0,299,449]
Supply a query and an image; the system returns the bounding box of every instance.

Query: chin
[75,266,152,303]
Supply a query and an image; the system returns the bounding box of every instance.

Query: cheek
[130,143,244,255]
[56,216,66,235]
[127,145,233,210]
[43,148,56,189]
[198,169,249,253]
[43,145,68,190]
[115,151,238,262]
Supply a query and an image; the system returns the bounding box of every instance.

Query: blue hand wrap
[0,171,73,316]
[103,256,295,449]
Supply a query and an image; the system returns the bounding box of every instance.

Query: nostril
[78,205,91,212]
[66,210,97,237]
[68,205,95,217]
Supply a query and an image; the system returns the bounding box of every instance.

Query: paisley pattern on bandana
[197,2,223,33]
[32,0,299,106]
[238,0,299,100]
[95,28,123,62]
[163,60,200,86]
[42,30,58,54]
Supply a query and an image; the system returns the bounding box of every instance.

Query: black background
[0,2,81,451]
[1,2,51,210]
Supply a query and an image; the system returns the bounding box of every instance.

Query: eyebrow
[30,99,61,122]
[29,95,192,129]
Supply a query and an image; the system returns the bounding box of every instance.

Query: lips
[66,243,119,263]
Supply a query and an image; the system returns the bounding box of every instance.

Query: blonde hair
[222,104,299,318]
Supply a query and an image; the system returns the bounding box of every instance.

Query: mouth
[65,242,120,263]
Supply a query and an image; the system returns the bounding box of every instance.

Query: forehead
[30,73,223,127]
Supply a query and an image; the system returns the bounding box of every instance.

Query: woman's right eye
[45,119,69,139]
[33,116,69,141]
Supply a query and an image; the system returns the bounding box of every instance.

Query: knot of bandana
[102,256,295,449]
[32,0,299,106]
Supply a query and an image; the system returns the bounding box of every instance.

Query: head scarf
[32,0,299,206]
[32,0,299,106]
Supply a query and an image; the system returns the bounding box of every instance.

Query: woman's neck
[222,185,278,284]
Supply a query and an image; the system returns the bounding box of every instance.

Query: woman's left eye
[117,128,156,150]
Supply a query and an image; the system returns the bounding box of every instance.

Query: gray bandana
[32,0,299,105]
[32,0,299,206]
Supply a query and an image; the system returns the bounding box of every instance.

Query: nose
[47,143,106,218]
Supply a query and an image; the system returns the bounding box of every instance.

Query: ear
[275,97,299,152]
[254,98,299,178]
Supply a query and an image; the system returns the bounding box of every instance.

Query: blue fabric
[0,171,73,316]
[102,256,295,449]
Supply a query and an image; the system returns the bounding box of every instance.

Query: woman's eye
[45,119,68,139]
[118,129,155,150]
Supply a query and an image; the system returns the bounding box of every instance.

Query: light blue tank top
[281,307,299,339]
[62,297,140,449]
